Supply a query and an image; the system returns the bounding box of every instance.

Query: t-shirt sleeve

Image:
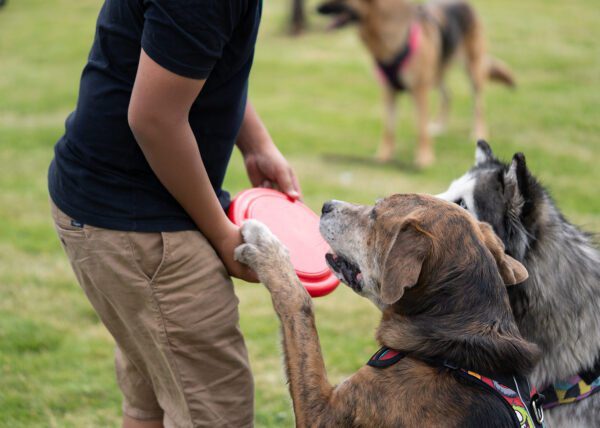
[141,0,239,79]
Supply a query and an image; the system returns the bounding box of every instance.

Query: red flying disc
[229,188,339,297]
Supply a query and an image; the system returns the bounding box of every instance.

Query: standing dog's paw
[415,148,435,168]
[234,220,292,278]
[427,121,446,137]
[375,142,395,163]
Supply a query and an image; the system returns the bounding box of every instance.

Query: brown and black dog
[318,0,515,167]
[235,194,542,427]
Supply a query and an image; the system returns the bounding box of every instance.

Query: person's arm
[236,102,302,199]
[129,49,257,282]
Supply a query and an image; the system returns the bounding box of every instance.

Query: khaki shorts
[51,202,254,428]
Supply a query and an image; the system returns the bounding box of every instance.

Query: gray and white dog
[437,140,600,427]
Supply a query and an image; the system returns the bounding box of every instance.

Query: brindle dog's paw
[234,220,293,280]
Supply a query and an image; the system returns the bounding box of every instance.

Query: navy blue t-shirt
[48,0,262,231]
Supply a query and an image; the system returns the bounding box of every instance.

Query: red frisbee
[229,188,339,297]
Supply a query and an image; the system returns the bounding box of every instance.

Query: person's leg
[115,346,165,427]
[142,229,254,427]
[52,202,253,427]
[52,203,170,422]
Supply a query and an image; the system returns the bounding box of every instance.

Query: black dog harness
[540,356,600,409]
[375,23,421,92]
[376,6,468,92]
[368,347,545,427]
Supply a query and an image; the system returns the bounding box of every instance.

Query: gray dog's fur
[437,141,600,427]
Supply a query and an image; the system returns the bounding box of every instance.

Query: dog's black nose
[321,201,335,215]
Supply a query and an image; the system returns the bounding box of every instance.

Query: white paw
[234,220,290,273]
[240,219,277,246]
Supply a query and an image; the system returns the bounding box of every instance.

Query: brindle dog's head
[320,194,528,310]
[321,194,539,374]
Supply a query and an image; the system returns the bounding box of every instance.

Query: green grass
[0,0,598,426]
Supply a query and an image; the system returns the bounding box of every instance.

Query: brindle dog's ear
[380,217,432,304]
[478,222,528,286]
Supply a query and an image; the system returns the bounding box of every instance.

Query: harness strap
[367,347,545,428]
[455,368,544,428]
[367,347,407,368]
[580,355,600,385]
[540,356,600,409]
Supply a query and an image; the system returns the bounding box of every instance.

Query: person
[47,1,300,427]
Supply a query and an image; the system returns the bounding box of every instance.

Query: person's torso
[49,0,262,231]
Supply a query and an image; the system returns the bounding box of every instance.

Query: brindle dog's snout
[322,200,345,216]
[321,201,335,215]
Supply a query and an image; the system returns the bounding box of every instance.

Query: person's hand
[243,142,302,200]
[214,223,259,283]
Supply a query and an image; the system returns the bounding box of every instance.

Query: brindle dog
[235,194,539,427]
[318,0,515,167]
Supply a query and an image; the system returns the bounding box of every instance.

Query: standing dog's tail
[486,56,516,88]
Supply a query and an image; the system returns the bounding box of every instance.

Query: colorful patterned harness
[540,357,600,409]
[368,347,545,428]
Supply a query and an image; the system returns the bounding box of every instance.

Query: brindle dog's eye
[455,199,467,209]
[369,208,377,220]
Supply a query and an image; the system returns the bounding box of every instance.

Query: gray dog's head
[319,194,528,310]
[436,140,545,262]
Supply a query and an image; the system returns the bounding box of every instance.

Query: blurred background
[0,0,598,426]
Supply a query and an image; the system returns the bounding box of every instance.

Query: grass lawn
[0,0,598,426]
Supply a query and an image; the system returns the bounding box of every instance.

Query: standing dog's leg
[464,33,488,139]
[376,85,398,163]
[428,82,450,137]
[235,221,335,426]
[413,85,434,167]
[290,0,306,35]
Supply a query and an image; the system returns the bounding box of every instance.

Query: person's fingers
[245,266,259,283]
[244,157,261,187]
[273,166,298,199]
[242,262,259,283]
[289,168,302,199]
[231,258,259,283]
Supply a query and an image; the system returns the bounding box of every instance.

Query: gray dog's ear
[478,222,528,286]
[380,218,432,304]
[503,153,530,214]
[475,140,495,166]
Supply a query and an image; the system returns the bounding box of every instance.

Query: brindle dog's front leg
[235,220,335,426]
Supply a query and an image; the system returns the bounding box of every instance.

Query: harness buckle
[531,393,545,424]
[442,360,458,370]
